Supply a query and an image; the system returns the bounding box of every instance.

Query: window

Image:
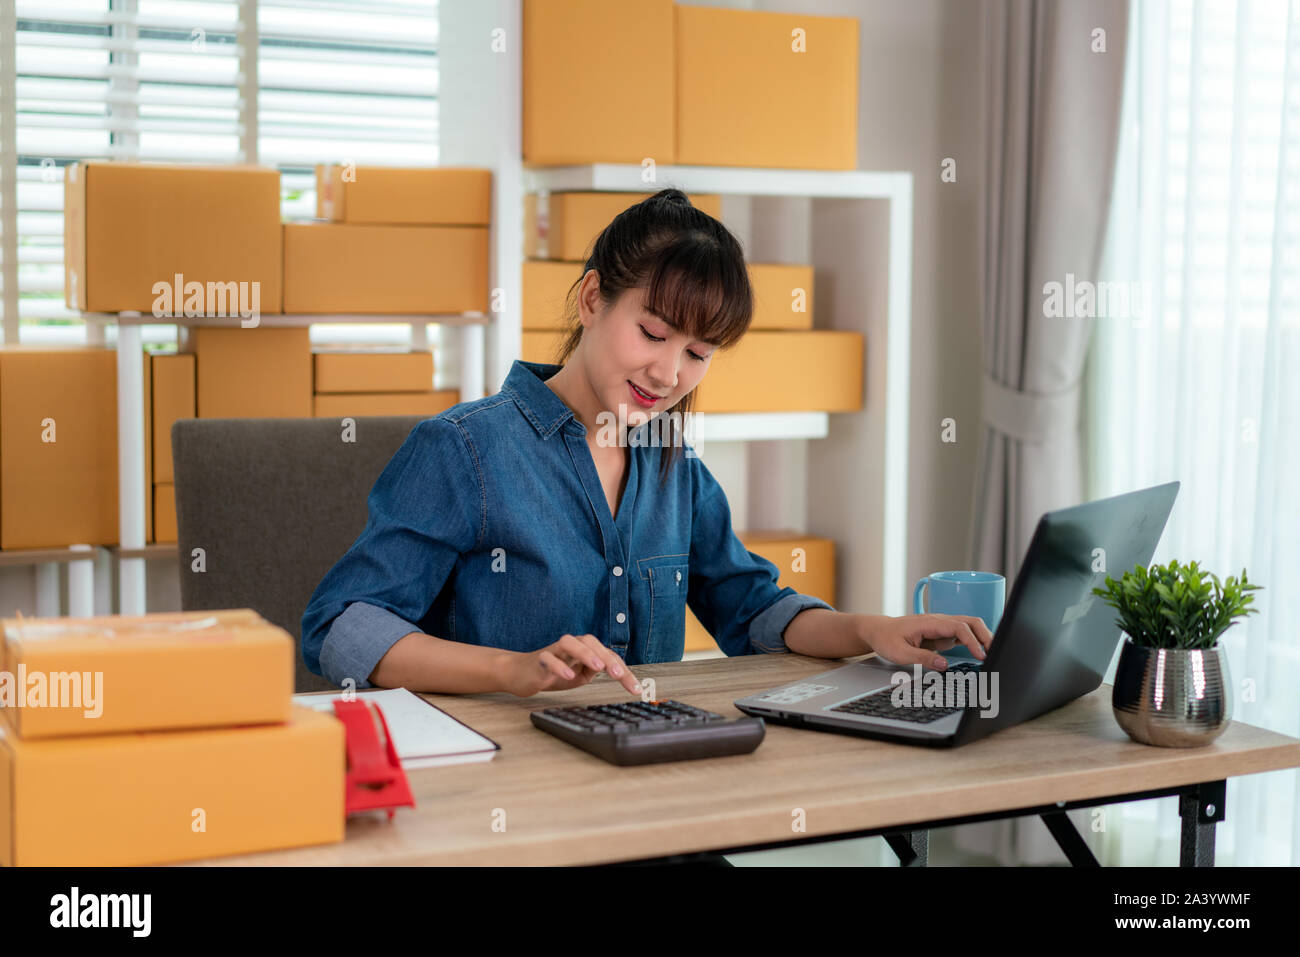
[1086,0,1299,866]
[0,0,439,347]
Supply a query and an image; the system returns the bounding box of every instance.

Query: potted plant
[1092,560,1261,747]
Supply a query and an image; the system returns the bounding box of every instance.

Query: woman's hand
[502,633,643,698]
[860,614,994,670]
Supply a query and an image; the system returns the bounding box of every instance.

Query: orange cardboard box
[749,264,814,330]
[693,331,863,413]
[312,391,459,418]
[523,0,675,165]
[313,352,433,393]
[686,532,836,651]
[523,260,581,330]
[0,704,344,866]
[152,353,195,483]
[0,349,119,549]
[187,326,312,418]
[63,161,282,313]
[0,609,293,739]
[283,223,488,313]
[525,192,722,261]
[676,7,858,170]
[154,482,176,543]
[521,330,567,365]
[315,165,491,225]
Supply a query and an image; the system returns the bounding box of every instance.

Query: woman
[301,189,991,697]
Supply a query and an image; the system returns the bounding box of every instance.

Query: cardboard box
[151,353,195,484]
[0,609,293,739]
[693,332,863,413]
[686,532,836,651]
[521,330,568,366]
[0,704,344,866]
[63,161,282,313]
[749,264,814,330]
[315,165,491,225]
[313,352,433,393]
[676,7,858,170]
[312,391,459,418]
[154,482,176,543]
[523,260,582,330]
[189,327,312,418]
[0,349,119,549]
[283,223,488,313]
[525,192,723,261]
[523,0,675,164]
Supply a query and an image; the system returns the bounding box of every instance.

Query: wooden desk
[197,654,1300,867]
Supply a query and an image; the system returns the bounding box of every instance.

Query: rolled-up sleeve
[686,456,835,656]
[301,417,484,688]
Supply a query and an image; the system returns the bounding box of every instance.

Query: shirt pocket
[638,553,690,657]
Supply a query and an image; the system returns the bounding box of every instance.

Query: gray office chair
[171,416,427,692]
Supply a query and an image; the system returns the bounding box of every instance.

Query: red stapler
[333,699,416,820]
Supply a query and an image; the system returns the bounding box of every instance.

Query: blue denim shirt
[301,359,836,689]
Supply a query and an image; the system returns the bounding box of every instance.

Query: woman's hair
[551,187,754,487]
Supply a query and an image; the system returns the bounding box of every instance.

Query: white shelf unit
[438,2,913,619]
[90,2,913,621]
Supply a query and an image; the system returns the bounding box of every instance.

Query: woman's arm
[368,631,516,694]
[369,630,644,698]
[784,608,993,667]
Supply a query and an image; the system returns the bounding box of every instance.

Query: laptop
[734,481,1180,748]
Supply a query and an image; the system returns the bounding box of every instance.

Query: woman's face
[579,272,715,435]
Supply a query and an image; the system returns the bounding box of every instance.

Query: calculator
[530,699,766,766]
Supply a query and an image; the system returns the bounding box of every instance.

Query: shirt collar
[502,360,582,438]
[502,358,656,443]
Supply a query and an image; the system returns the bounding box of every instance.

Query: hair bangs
[641,241,752,351]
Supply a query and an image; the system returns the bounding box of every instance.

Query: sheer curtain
[1085,0,1300,865]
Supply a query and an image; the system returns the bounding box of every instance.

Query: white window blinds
[0,0,438,342]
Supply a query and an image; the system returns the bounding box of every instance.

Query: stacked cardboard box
[0,348,158,549]
[523,0,857,170]
[183,325,313,420]
[64,162,283,315]
[685,532,836,652]
[311,351,458,418]
[519,189,843,411]
[285,166,491,314]
[0,609,343,866]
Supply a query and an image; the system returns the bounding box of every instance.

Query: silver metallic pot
[1111,636,1232,747]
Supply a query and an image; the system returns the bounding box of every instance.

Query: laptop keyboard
[829,661,983,724]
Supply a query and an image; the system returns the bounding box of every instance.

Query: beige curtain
[960,0,1130,865]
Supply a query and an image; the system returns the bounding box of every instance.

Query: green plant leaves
[1090,558,1262,649]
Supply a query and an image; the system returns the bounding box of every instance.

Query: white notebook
[292,687,500,768]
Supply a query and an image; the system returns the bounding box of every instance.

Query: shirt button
[616,613,626,624]
[613,566,623,577]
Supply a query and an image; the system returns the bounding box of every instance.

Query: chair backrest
[171,416,426,692]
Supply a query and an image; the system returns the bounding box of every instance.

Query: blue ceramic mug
[913,570,1006,634]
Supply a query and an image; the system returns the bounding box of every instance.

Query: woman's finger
[576,634,642,696]
[921,616,985,659]
[538,649,576,681]
[559,633,606,672]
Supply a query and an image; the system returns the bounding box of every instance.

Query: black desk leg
[885,830,928,866]
[1178,780,1225,867]
[1040,811,1101,866]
